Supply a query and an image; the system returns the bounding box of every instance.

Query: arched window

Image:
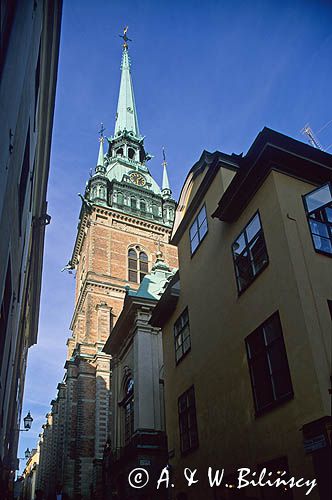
[128,249,138,282]
[128,249,149,283]
[131,197,137,210]
[140,199,146,212]
[117,192,124,205]
[152,204,158,217]
[139,252,148,282]
[128,148,135,160]
[123,378,134,444]
[116,148,123,156]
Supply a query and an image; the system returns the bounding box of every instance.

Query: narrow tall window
[140,200,146,212]
[245,312,293,414]
[128,249,148,283]
[178,386,199,455]
[128,249,137,282]
[232,211,268,293]
[303,183,332,256]
[131,197,137,210]
[189,205,208,254]
[0,258,12,368]
[139,252,148,282]
[117,192,124,205]
[19,126,30,233]
[174,308,191,363]
[123,378,134,444]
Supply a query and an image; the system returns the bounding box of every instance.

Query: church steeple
[114,27,140,139]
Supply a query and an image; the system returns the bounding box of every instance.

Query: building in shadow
[0,1,62,498]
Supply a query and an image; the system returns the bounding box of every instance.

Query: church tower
[61,30,178,500]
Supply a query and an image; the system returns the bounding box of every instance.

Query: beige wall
[162,167,331,499]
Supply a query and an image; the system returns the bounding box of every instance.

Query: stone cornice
[70,205,172,268]
[70,276,127,331]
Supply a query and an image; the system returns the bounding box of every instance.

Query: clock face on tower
[129,172,146,186]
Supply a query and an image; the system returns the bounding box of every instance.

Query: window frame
[174,307,191,364]
[302,182,332,257]
[189,204,208,256]
[245,312,294,416]
[232,210,269,295]
[178,385,199,456]
[128,248,149,283]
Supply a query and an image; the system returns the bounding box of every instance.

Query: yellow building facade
[152,128,331,500]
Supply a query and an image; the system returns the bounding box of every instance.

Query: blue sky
[18,0,332,469]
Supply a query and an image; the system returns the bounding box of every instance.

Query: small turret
[88,128,108,205]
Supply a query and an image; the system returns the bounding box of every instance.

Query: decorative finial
[162,146,167,167]
[119,26,132,49]
[99,123,106,142]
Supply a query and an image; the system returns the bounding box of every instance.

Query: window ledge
[254,391,294,418]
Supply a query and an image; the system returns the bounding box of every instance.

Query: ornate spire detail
[114,27,140,138]
[95,124,106,174]
[161,147,172,199]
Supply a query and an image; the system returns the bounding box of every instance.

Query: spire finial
[99,122,106,140]
[119,26,132,49]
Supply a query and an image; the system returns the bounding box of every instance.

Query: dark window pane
[189,205,208,254]
[246,313,293,413]
[129,270,137,282]
[232,212,268,293]
[174,309,191,363]
[178,386,198,454]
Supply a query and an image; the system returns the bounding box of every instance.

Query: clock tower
[58,31,178,500]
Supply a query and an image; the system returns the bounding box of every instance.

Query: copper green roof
[114,47,140,138]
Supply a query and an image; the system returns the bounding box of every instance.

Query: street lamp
[23,411,33,430]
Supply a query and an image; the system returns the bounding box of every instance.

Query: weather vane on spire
[162,146,167,167]
[99,122,105,142]
[119,26,132,49]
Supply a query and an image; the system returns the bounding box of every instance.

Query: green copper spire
[161,147,171,199]
[97,138,104,167]
[114,27,140,138]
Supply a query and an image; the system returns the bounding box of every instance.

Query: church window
[189,205,208,255]
[123,378,134,444]
[139,252,148,282]
[140,200,146,212]
[128,249,138,282]
[303,183,332,256]
[131,197,137,210]
[116,148,123,156]
[174,307,191,363]
[152,204,158,217]
[128,148,135,160]
[128,249,149,283]
[117,192,124,205]
[232,211,268,293]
